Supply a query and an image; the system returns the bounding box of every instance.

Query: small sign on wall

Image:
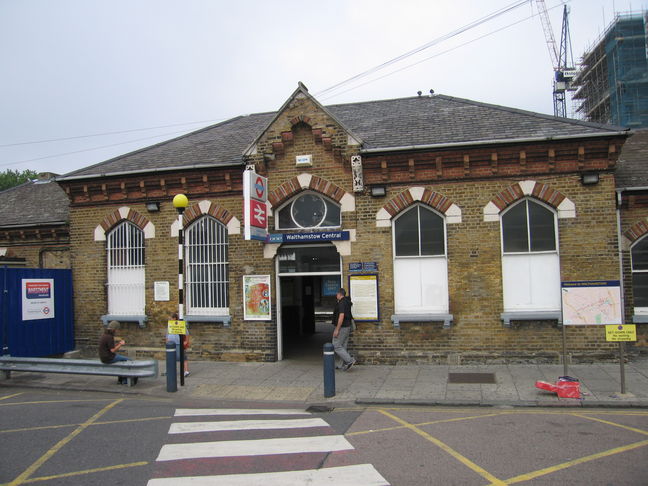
[154,281,170,301]
[22,278,55,321]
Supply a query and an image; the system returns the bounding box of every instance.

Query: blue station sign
[265,230,350,244]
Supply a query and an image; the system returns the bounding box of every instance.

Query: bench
[0,356,158,387]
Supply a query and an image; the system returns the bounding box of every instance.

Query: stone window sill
[184,315,232,327]
[101,314,148,329]
[391,314,453,329]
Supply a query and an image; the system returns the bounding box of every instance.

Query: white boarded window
[393,204,448,313]
[631,236,648,314]
[185,216,229,315]
[107,221,145,315]
[501,199,560,312]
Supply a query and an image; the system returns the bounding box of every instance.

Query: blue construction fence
[0,267,74,357]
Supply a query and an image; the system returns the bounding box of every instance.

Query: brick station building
[56,84,635,363]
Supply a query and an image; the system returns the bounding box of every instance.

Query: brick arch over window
[375,187,462,227]
[624,218,648,244]
[170,200,241,236]
[268,173,355,212]
[94,206,155,241]
[483,180,576,222]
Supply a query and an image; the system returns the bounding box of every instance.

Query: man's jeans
[108,354,131,364]
[332,326,353,365]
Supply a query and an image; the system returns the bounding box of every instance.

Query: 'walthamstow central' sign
[266,231,349,244]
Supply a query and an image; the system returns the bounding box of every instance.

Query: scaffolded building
[573,12,648,128]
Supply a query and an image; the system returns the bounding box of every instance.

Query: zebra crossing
[148,407,390,485]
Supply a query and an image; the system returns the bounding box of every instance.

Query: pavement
[2,357,648,407]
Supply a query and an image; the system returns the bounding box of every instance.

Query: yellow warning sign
[605,324,636,342]
[167,320,187,335]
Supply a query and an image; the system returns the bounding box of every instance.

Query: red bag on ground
[535,377,581,399]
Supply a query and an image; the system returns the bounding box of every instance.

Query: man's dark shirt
[332,297,352,328]
[98,333,116,363]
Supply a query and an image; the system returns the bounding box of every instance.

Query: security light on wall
[370,185,387,197]
[581,172,600,186]
[146,201,161,212]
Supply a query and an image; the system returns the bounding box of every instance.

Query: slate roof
[617,128,648,189]
[0,179,69,227]
[62,93,627,179]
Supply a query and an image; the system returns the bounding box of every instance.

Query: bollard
[166,342,177,393]
[323,342,335,398]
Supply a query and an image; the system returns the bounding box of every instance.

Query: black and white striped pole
[173,193,189,386]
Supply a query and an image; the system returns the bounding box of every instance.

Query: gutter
[0,221,68,230]
[56,161,244,182]
[616,186,648,193]
[359,131,630,155]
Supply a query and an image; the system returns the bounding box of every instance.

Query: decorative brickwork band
[183,201,234,228]
[483,180,575,222]
[375,187,462,227]
[625,219,648,244]
[99,207,149,233]
[94,206,155,241]
[268,174,348,208]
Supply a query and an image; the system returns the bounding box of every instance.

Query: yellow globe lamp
[172,194,189,210]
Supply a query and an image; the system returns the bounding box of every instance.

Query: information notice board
[349,274,379,322]
[561,280,622,325]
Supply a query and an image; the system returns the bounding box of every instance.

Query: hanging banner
[22,278,55,321]
[243,275,272,320]
[243,169,268,241]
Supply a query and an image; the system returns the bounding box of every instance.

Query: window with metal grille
[107,221,145,315]
[185,216,229,315]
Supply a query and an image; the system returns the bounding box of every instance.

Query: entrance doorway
[276,244,341,361]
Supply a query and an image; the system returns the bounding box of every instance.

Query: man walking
[332,288,356,371]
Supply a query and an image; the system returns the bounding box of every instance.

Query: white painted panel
[174,408,310,417]
[503,253,560,311]
[420,257,449,311]
[156,435,353,461]
[147,464,390,486]
[394,257,448,313]
[169,418,328,434]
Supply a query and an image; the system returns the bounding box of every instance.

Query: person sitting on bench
[98,320,132,384]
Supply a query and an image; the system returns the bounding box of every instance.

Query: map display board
[561,281,622,325]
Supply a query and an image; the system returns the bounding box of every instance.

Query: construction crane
[535,1,577,117]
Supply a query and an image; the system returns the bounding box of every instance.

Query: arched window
[185,216,229,315]
[276,191,341,230]
[631,236,648,313]
[393,204,448,313]
[107,221,145,315]
[500,199,560,311]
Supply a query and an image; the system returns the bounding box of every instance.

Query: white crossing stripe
[156,435,353,461]
[174,408,310,417]
[169,417,329,434]
[147,464,390,486]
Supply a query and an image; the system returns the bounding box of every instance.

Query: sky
[1,0,645,176]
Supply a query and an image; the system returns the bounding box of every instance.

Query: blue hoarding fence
[0,267,74,357]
